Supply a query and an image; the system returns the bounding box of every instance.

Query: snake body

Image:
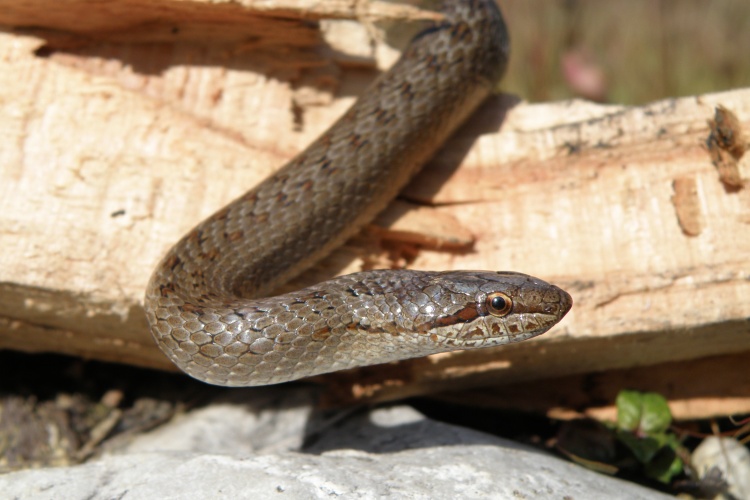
[144,0,572,387]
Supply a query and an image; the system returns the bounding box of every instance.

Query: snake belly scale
[144,0,572,387]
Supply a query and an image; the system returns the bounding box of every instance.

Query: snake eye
[486,292,512,317]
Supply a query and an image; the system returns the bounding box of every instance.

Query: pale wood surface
[2,1,749,406]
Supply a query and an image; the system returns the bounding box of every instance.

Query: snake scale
[144,0,572,387]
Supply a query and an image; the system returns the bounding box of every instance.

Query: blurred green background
[499,0,750,104]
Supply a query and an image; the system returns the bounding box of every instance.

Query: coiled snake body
[144,0,572,387]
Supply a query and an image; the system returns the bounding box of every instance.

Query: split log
[1,0,749,411]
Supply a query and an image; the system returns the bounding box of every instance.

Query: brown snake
[144,0,572,387]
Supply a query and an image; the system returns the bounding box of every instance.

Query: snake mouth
[426,311,567,350]
[558,287,574,317]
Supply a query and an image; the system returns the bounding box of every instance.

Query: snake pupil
[491,296,506,310]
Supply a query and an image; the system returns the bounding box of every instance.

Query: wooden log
[1,1,749,405]
[432,351,750,422]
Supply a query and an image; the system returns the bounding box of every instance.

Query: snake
[144,0,572,387]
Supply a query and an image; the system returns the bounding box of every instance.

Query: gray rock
[122,386,317,455]
[692,436,750,499]
[0,389,671,500]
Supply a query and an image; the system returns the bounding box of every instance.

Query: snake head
[414,271,572,349]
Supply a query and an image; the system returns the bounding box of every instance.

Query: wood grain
[1,0,749,405]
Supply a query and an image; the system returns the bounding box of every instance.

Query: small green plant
[615,390,684,483]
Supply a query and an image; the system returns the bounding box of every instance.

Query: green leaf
[615,389,678,476]
[616,390,672,435]
[617,430,662,464]
[616,390,642,431]
[639,393,672,434]
[645,447,683,483]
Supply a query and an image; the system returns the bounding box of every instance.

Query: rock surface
[0,387,672,499]
[692,436,750,499]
